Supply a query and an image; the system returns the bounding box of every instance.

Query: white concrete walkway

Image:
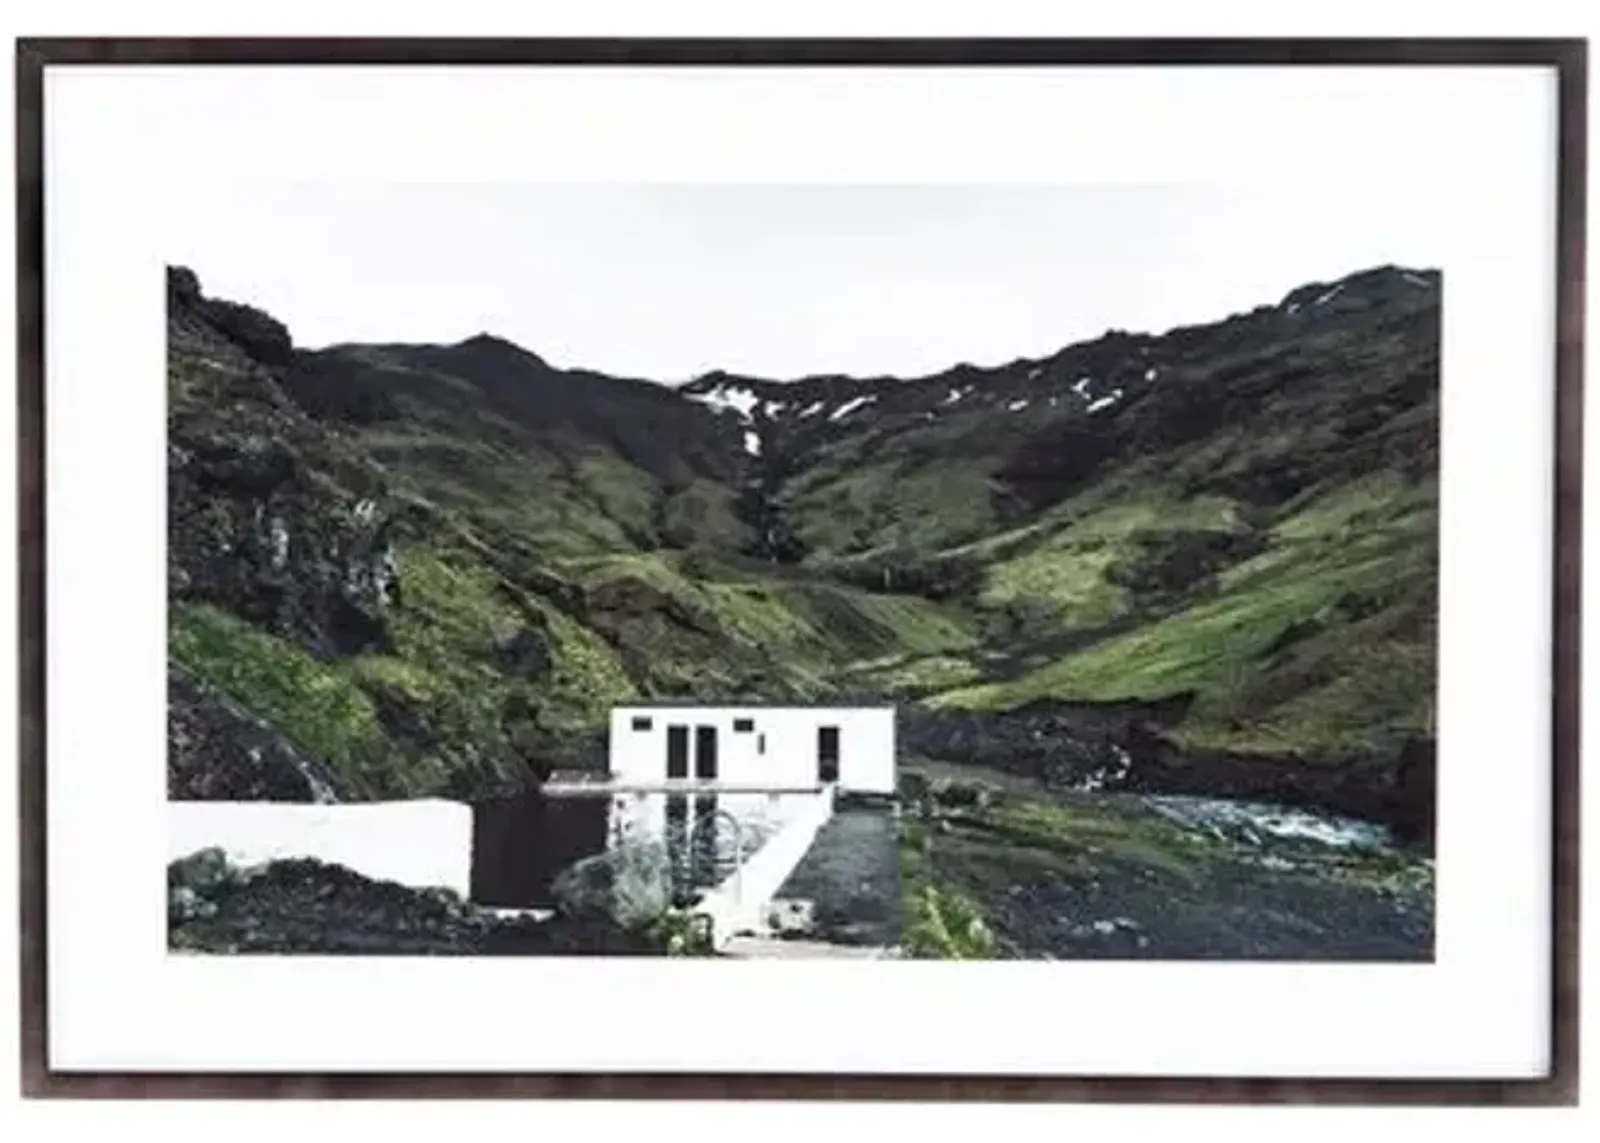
[721,936,902,959]
[694,785,837,947]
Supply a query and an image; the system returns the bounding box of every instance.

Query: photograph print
[166,183,1439,962]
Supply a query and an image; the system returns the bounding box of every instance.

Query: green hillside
[167,261,1439,803]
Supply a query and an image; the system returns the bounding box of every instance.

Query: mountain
[167,262,1439,840]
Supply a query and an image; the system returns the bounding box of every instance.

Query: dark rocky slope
[168,667,341,802]
[168,848,663,955]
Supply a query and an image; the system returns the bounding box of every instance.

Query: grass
[903,882,999,958]
[548,549,980,699]
[571,449,660,545]
[894,765,1263,958]
[388,546,524,669]
[929,474,1436,758]
[897,818,1000,959]
[981,544,1129,629]
[787,457,1003,558]
[894,773,1233,958]
[562,551,708,611]
[170,534,652,797]
[365,428,659,558]
[1039,494,1247,540]
[531,599,640,735]
[986,797,1221,887]
[809,587,978,658]
[841,653,985,695]
[170,602,402,798]
[976,492,1247,629]
[660,478,752,550]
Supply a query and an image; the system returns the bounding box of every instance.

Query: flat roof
[543,777,830,797]
[613,699,898,710]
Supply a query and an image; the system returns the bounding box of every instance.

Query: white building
[605,702,897,794]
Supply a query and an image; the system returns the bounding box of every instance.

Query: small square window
[733,718,755,733]
[631,716,653,731]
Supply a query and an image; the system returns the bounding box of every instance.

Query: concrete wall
[167,799,474,898]
[608,705,896,794]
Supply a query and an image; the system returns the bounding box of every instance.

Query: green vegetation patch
[976,492,1248,630]
[897,818,999,959]
[533,600,640,736]
[930,474,1437,758]
[841,653,984,696]
[786,457,1003,558]
[170,602,401,798]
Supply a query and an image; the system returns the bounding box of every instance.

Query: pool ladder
[709,807,747,901]
[610,801,750,905]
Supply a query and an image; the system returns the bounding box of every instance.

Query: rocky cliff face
[168,268,402,661]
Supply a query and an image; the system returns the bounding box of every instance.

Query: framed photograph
[16,37,1583,1100]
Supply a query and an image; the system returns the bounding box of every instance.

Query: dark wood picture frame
[14,36,1585,1103]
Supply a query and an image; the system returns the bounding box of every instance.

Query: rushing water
[1139,793,1398,852]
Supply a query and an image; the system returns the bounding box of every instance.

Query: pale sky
[168,183,1447,383]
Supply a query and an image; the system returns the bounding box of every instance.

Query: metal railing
[711,806,748,902]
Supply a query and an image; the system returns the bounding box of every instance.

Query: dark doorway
[687,794,718,901]
[666,724,690,779]
[666,794,690,897]
[694,724,719,780]
[818,725,840,784]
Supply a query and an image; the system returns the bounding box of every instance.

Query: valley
[166,260,1440,957]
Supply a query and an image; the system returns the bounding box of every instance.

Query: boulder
[550,840,672,931]
[168,845,239,895]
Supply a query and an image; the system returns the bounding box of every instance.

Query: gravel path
[983,854,1433,960]
[773,806,901,947]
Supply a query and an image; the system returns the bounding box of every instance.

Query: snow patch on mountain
[1087,389,1124,414]
[686,385,760,420]
[743,431,762,457]
[829,395,877,421]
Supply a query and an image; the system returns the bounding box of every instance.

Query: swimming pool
[468,789,813,911]
[606,792,813,906]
